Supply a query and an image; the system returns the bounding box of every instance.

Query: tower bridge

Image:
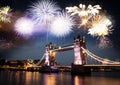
[27,34,120,73]
[44,34,86,66]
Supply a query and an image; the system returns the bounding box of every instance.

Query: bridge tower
[45,42,56,66]
[45,44,50,66]
[71,34,88,74]
[73,34,86,65]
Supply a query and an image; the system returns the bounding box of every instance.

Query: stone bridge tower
[73,34,86,65]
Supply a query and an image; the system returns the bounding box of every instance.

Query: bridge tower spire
[45,44,50,66]
[73,34,86,65]
[45,42,56,66]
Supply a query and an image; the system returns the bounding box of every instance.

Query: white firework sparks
[14,17,34,36]
[66,3,101,16]
[28,0,61,25]
[66,3,113,48]
[50,12,75,37]
[66,4,101,27]
[0,6,12,23]
[88,15,113,37]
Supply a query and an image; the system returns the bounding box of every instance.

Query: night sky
[0,0,120,65]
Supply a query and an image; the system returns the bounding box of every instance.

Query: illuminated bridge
[27,35,120,73]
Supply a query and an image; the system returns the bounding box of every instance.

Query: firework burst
[66,4,101,28]
[50,11,75,37]
[28,0,61,25]
[66,3,113,48]
[0,6,12,23]
[88,14,113,37]
[14,17,34,37]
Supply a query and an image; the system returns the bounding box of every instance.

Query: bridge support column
[71,35,88,75]
[45,45,50,66]
[73,36,82,65]
[45,43,56,66]
[73,35,86,65]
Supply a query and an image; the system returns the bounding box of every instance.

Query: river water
[0,71,120,85]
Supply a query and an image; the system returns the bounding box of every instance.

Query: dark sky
[0,0,120,65]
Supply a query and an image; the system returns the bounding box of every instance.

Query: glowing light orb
[50,12,75,37]
[14,17,34,36]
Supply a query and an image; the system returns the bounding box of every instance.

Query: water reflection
[72,76,83,85]
[0,71,120,85]
[25,71,40,85]
[44,73,56,85]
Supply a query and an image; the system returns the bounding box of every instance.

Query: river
[0,71,120,85]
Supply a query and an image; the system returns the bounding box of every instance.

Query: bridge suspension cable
[35,53,46,66]
[81,47,120,64]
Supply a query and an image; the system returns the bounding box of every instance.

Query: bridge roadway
[50,45,74,52]
[30,64,120,68]
[84,64,120,67]
[27,64,120,73]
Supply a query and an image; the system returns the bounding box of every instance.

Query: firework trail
[0,6,12,23]
[50,11,75,37]
[14,17,34,37]
[28,0,61,26]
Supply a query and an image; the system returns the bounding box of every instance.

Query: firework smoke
[50,11,75,37]
[98,36,112,48]
[0,6,12,23]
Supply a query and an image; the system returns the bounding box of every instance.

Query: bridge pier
[71,64,91,75]
[71,34,89,75]
[44,42,56,66]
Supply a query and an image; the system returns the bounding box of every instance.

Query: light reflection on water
[0,71,120,85]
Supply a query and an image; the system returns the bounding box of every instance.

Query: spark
[66,4,113,37]
[88,15,113,37]
[14,17,34,37]
[28,0,61,26]
[66,4,101,28]
[50,12,75,37]
[0,6,11,23]
[66,3,113,48]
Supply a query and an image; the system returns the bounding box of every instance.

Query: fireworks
[28,0,61,25]
[0,6,11,23]
[28,0,75,37]
[66,4,101,28]
[88,15,113,37]
[66,3,113,48]
[66,4,113,37]
[14,17,34,37]
[98,36,112,48]
[50,12,75,37]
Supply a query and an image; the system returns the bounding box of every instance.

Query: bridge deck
[84,64,120,67]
